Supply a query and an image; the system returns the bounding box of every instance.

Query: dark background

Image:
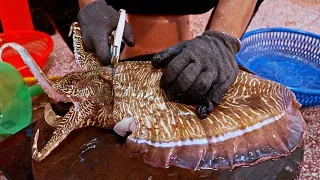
[0,0,264,51]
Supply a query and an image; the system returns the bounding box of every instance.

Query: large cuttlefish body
[0,22,306,171]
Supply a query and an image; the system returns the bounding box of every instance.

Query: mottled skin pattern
[0,22,305,169]
[114,60,306,170]
[31,23,116,161]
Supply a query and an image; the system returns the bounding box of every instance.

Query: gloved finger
[123,22,135,47]
[215,48,238,76]
[151,42,186,68]
[164,62,203,101]
[178,71,216,105]
[81,30,94,52]
[197,101,217,119]
[197,78,230,119]
[159,53,191,91]
[92,32,112,65]
[120,41,125,54]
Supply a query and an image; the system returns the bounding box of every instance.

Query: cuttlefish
[0,22,306,171]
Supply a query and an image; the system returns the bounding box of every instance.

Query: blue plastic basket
[236,27,320,106]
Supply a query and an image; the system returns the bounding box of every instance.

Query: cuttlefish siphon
[0,22,306,171]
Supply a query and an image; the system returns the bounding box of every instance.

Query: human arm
[208,0,256,39]
[78,0,96,9]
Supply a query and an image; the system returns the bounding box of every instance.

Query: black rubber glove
[151,30,241,118]
[77,0,134,65]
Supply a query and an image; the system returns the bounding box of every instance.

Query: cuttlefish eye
[51,102,73,117]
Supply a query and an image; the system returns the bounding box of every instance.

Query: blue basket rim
[240,27,320,40]
[236,27,320,96]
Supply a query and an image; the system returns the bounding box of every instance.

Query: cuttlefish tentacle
[43,73,103,128]
[0,43,70,103]
[33,100,97,161]
[34,76,114,159]
[68,22,102,71]
[53,71,104,101]
[44,77,113,129]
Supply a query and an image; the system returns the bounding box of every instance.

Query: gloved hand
[151,30,241,119]
[77,0,134,65]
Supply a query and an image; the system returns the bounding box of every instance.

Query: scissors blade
[110,9,126,95]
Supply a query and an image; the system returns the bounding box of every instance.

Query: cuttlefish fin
[32,101,96,161]
[0,43,70,102]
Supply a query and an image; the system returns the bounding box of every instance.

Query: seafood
[0,22,306,171]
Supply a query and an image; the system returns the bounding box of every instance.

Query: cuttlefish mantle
[0,22,306,171]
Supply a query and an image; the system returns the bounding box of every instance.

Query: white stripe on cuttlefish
[125,112,284,148]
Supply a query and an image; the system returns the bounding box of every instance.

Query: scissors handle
[111,9,126,66]
[113,9,126,48]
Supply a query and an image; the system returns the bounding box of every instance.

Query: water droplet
[285,166,293,172]
[79,138,98,161]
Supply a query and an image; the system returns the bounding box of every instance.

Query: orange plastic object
[0,0,34,32]
[121,14,193,60]
[0,31,54,77]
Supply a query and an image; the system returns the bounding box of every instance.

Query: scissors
[110,9,126,68]
[110,9,126,95]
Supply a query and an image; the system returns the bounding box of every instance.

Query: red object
[0,31,54,77]
[0,0,34,32]
[0,0,51,78]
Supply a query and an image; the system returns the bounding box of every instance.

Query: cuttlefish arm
[68,22,102,71]
[33,100,97,161]
[0,43,70,102]
[44,103,61,128]
[52,71,104,101]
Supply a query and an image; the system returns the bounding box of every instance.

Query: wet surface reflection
[31,116,303,180]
